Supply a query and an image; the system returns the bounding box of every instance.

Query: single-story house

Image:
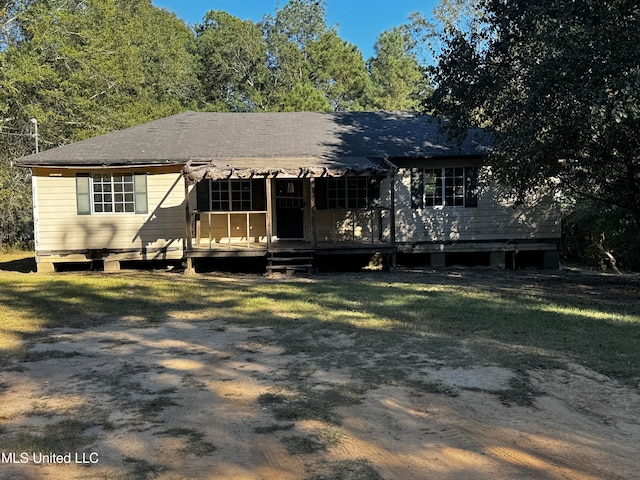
[13,111,560,273]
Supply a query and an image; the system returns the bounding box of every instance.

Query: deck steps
[266,251,315,275]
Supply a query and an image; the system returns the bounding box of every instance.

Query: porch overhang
[182,156,396,185]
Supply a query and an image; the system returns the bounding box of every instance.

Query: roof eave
[12,158,188,169]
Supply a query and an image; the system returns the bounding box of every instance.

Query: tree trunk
[597,233,621,274]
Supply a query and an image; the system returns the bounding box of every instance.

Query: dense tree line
[0,0,200,243]
[2,0,638,271]
[0,0,426,245]
[428,0,640,270]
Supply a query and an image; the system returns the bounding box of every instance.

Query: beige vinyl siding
[33,167,187,259]
[395,167,560,244]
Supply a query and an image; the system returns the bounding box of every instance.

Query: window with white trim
[92,173,135,213]
[76,173,147,215]
[411,167,478,208]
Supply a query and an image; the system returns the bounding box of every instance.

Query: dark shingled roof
[13,111,490,169]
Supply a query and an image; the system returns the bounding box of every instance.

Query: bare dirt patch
[0,269,639,479]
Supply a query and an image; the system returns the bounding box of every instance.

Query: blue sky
[151,0,439,60]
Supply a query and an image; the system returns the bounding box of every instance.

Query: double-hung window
[411,167,478,208]
[76,173,147,215]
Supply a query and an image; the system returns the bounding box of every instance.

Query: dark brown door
[275,179,304,239]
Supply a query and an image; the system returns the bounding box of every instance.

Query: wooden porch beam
[184,175,195,275]
[310,177,317,248]
[390,172,396,246]
[266,176,273,250]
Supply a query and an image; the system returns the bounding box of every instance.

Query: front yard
[0,252,638,479]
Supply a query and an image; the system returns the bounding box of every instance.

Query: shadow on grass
[0,255,37,273]
[0,270,639,383]
[259,276,640,382]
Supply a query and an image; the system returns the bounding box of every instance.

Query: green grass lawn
[1,251,639,385]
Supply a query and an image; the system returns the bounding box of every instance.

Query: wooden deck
[186,239,397,275]
[187,240,396,258]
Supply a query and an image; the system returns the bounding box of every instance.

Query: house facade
[14,111,560,273]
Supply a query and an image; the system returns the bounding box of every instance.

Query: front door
[275,179,304,239]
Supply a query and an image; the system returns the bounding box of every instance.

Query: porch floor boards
[187,241,395,258]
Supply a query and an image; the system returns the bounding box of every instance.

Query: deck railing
[192,211,269,249]
[316,207,392,245]
[190,207,393,250]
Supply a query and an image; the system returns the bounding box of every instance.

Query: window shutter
[76,174,91,215]
[465,167,478,208]
[410,169,424,209]
[134,174,148,214]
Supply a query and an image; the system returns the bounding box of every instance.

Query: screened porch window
[196,179,266,211]
[315,176,381,209]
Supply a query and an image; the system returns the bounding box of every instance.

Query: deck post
[184,176,193,251]
[389,172,396,247]
[352,210,356,242]
[370,209,374,245]
[246,212,251,247]
[332,212,337,245]
[184,176,195,275]
[266,177,273,250]
[310,177,317,248]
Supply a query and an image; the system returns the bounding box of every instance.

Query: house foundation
[430,252,446,267]
[490,251,506,268]
[36,261,56,274]
[103,260,121,272]
[33,247,182,273]
[543,250,560,270]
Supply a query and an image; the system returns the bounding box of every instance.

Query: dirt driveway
[0,269,639,479]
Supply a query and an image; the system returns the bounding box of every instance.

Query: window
[210,179,230,211]
[76,173,147,215]
[411,167,478,208]
[196,179,266,211]
[315,176,381,209]
[276,180,303,208]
